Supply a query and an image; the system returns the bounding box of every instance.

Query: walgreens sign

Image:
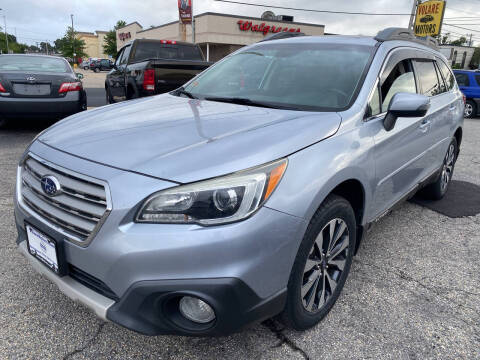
[237,20,301,35]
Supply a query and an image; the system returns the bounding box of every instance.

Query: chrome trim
[17,152,113,248]
[17,241,114,320]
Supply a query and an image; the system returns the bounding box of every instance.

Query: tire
[464,100,476,118]
[420,137,458,200]
[94,68,100,73]
[280,194,356,330]
[105,87,113,104]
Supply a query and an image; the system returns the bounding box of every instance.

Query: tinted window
[119,45,131,65]
[0,55,70,73]
[380,59,417,112]
[133,43,203,62]
[475,75,480,86]
[183,43,374,111]
[437,60,455,91]
[415,60,442,96]
[114,49,124,65]
[455,73,470,87]
[101,59,109,65]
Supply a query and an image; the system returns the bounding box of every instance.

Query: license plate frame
[25,223,60,274]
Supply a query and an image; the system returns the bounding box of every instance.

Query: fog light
[179,296,215,324]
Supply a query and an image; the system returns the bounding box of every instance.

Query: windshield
[183,43,373,111]
[0,55,71,73]
[133,43,204,62]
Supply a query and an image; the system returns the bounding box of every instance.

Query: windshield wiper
[203,96,290,109]
[173,87,197,99]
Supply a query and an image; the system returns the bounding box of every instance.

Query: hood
[39,94,342,183]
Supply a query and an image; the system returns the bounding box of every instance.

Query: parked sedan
[91,59,113,72]
[0,54,87,127]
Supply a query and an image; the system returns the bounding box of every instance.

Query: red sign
[237,20,301,36]
[178,0,192,24]
[119,32,131,41]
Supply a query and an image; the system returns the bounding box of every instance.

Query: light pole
[70,14,75,64]
[0,8,8,54]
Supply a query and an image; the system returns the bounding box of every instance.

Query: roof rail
[259,32,306,42]
[375,27,438,50]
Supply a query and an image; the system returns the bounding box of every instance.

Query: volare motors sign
[414,0,446,37]
[178,0,192,24]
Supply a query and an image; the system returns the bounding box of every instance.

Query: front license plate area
[26,224,59,273]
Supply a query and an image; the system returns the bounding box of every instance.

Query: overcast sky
[2,0,480,46]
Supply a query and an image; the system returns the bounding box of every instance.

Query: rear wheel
[420,138,458,200]
[94,67,100,73]
[464,100,476,118]
[105,87,113,104]
[280,195,355,330]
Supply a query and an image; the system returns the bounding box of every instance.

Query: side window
[380,59,417,112]
[475,75,480,87]
[115,49,124,66]
[455,73,470,87]
[119,45,131,66]
[434,62,447,94]
[414,60,442,97]
[367,85,381,116]
[437,60,455,91]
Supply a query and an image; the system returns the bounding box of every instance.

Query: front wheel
[464,100,476,118]
[94,68,100,73]
[280,194,356,330]
[420,138,458,200]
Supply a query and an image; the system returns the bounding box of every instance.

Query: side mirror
[384,92,430,131]
[75,73,84,80]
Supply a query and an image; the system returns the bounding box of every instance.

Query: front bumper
[14,142,306,335]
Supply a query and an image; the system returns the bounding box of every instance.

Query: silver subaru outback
[14,28,464,336]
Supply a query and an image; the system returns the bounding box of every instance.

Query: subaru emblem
[40,175,61,196]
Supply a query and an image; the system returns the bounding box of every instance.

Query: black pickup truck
[105,39,211,103]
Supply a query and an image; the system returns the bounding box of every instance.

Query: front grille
[20,155,109,245]
[69,264,119,301]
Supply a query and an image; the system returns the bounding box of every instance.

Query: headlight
[136,159,287,225]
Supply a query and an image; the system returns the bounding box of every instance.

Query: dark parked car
[0,54,87,127]
[105,39,211,103]
[420,15,434,23]
[91,59,114,72]
[453,69,480,118]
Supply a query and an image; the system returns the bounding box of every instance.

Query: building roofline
[137,11,324,34]
[117,21,143,31]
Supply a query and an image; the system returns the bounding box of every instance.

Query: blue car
[453,69,480,118]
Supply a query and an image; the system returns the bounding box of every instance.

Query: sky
[2,0,480,46]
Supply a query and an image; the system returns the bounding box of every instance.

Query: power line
[213,0,411,16]
[444,23,480,34]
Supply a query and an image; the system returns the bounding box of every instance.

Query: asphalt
[0,117,479,359]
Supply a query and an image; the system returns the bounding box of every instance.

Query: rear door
[367,51,433,219]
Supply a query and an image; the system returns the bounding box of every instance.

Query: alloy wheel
[441,144,455,191]
[301,218,349,313]
[464,103,473,117]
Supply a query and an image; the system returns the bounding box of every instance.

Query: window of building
[452,50,458,66]
[461,51,467,68]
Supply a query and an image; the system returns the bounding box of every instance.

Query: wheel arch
[454,126,463,149]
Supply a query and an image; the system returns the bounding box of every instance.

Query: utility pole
[45,40,49,55]
[71,14,75,64]
[408,0,420,31]
[191,1,195,44]
[469,34,473,47]
[0,8,9,54]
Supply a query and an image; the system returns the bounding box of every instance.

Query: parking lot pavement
[76,68,108,108]
[0,119,479,359]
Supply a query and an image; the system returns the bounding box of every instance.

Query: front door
[108,45,130,102]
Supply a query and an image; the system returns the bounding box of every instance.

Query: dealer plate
[26,224,59,273]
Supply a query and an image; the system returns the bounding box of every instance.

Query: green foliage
[103,20,127,58]
[0,32,28,54]
[469,47,480,69]
[449,36,467,46]
[452,63,463,69]
[55,27,87,61]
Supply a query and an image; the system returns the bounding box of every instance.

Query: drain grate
[411,180,480,218]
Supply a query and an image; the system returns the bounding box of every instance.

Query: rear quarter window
[415,60,443,96]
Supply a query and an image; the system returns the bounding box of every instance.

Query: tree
[449,36,467,46]
[54,27,87,62]
[469,47,480,69]
[103,20,126,58]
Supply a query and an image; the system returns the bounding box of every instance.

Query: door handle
[419,120,431,132]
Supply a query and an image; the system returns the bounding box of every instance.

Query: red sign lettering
[237,20,301,35]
